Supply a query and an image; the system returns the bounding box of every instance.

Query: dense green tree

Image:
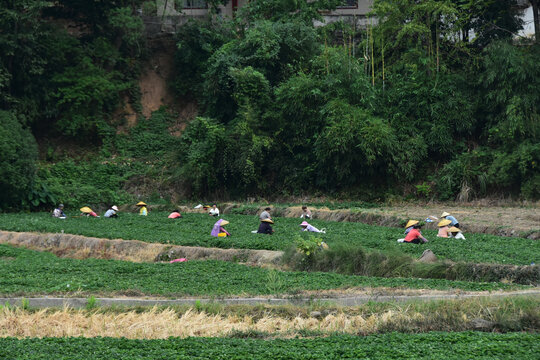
[0,111,38,210]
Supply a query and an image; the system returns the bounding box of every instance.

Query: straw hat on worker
[437,219,452,238]
[440,212,460,228]
[449,226,466,240]
[136,201,148,216]
[80,206,99,217]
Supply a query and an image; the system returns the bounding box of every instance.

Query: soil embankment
[0,231,282,265]
[186,204,540,239]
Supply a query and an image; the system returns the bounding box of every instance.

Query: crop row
[0,212,538,265]
[0,244,521,296]
[0,332,538,359]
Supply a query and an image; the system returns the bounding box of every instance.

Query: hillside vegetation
[0,0,539,211]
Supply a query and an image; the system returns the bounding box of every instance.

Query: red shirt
[404,228,421,242]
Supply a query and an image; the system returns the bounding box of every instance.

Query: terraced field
[0,212,538,265]
[0,244,522,296]
[0,210,538,359]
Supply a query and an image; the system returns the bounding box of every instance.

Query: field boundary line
[1,290,539,308]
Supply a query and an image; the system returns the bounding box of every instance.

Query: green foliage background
[0,0,538,209]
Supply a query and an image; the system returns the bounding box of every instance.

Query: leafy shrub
[38,159,136,208]
[115,108,181,159]
[176,117,226,196]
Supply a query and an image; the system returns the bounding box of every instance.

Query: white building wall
[157,0,373,18]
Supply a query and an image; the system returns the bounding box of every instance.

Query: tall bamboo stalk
[370,18,375,86]
[381,31,385,90]
[436,22,440,72]
[324,35,329,75]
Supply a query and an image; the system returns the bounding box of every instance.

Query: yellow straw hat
[262,219,274,224]
[448,226,461,233]
[80,206,92,214]
[220,220,229,226]
[441,211,450,218]
[438,219,452,227]
[136,201,147,206]
[405,220,419,228]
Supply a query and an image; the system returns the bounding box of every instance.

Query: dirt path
[1,289,539,308]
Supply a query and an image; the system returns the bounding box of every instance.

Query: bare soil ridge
[0,231,282,265]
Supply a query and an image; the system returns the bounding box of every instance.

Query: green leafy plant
[86,296,99,310]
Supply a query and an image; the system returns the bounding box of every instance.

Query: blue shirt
[446,215,458,226]
[104,209,117,218]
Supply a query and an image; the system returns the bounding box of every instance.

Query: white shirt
[209,208,219,216]
[260,211,270,220]
[451,232,466,240]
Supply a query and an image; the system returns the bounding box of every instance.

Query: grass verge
[0,212,538,265]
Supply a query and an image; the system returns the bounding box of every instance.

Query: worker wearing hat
[449,226,466,240]
[52,204,66,219]
[404,219,418,235]
[80,206,99,217]
[299,221,325,233]
[402,220,428,244]
[211,219,231,237]
[437,219,452,237]
[104,205,119,218]
[257,218,274,235]
[136,201,148,216]
[441,212,459,228]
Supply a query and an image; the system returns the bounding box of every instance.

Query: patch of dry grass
[1,297,538,339]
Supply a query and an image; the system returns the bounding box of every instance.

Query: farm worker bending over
[401,221,428,244]
[209,204,220,216]
[168,210,182,219]
[437,219,452,237]
[441,212,460,228]
[260,207,272,221]
[80,206,99,217]
[257,219,274,234]
[300,221,326,233]
[136,201,148,216]
[449,227,466,240]
[404,219,418,235]
[300,206,312,219]
[211,219,231,237]
[52,204,66,218]
[104,205,119,218]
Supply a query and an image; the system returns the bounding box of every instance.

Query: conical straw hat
[405,220,419,228]
[438,219,452,227]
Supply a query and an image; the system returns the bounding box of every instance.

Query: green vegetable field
[0,332,538,359]
[0,244,519,296]
[0,212,537,265]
